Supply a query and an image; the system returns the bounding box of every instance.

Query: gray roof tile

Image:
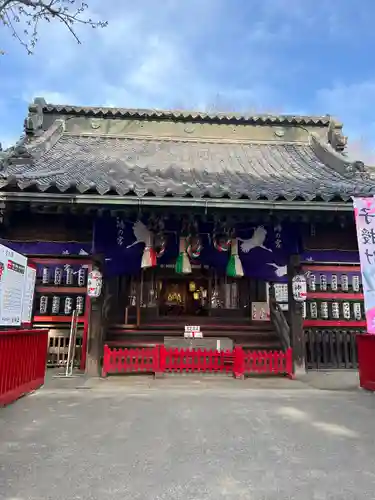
[0,135,372,201]
[41,103,332,127]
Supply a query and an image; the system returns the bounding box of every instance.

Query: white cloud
[1,0,375,162]
[316,81,375,122]
[5,0,291,113]
[316,80,375,163]
[15,1,223,109]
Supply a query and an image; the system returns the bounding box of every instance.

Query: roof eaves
[0,190,354,210]
[0,179,361,203]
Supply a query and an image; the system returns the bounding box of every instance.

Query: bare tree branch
[0,0,107,54]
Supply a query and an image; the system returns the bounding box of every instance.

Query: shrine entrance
[158,276,209,317]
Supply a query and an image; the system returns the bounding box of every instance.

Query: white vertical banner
[353,197,375,333]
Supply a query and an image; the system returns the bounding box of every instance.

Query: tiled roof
[0,134,372,201]
[40,103,332,126]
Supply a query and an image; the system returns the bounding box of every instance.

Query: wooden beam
[288,254,306,375]
[85,256,104,377]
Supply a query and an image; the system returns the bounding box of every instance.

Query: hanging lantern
[226,238,244,278]
[87,268,103,298]
[175,236,192,274]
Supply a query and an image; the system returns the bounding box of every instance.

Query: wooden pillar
[288,254,306,374]
[85,257,105,377]
[136,271,142,327]
[208,269,213,317]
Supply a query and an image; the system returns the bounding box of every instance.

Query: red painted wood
[357,335,375,391]
[0,329,49,406]
[240,347,293,378]
[33,316,86,323]
[307,292,364,300]
[101,345,294,378]
[36,286,85,294]
[304,320,366,327]
[302,265,360,272]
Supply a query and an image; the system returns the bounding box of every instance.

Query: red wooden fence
[160,347,234,373]
[102,347,159,374]
[0,329,49,407]
[357,334,375,391]
[102,345,294,379]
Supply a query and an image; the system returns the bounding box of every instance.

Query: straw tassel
[141,233,157,269]
[175,236,192,274]
[226,238,244,278]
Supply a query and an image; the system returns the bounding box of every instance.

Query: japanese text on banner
[353,197,375,333]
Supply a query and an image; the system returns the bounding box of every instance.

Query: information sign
[0,244,27,326]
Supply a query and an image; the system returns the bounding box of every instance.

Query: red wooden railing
[0,329,49,406]
[102,347,159,374]
[234,348,293,377]
[357,334,375,391]
[102,345,294,379]
[160,347,234,374]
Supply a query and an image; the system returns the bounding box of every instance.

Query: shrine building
[0,98,372,375]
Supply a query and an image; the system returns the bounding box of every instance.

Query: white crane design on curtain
[267,263,288,277]
[126,221,152,248]
[238,226,272,253]
[126,221,156,268]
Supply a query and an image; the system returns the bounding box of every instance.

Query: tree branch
[0,0,107,54]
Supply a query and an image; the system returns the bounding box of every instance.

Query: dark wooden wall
[3,211,93,242]
[303,222,357,251]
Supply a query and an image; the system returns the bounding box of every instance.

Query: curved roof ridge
[31,97,333,126]
[309,133,371,180]
[26,119,66,159]
[0,119,65,172]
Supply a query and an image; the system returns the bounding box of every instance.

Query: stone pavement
[1,370,374,500]
[43,367,361,392]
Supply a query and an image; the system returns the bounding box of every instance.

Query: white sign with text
[21,265,37,325]
[0,244,27,326]
[184,325,203,338]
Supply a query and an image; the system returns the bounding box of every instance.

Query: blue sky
[1,0,375,162]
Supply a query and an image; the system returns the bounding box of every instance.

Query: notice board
[0,244,27,326]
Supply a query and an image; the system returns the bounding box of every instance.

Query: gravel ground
[1,380,375,500]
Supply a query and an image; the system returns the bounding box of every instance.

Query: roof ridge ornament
[346,160,370,181]
[7,142,34,167]
[327,119,347,152]
[24,97,46,137]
